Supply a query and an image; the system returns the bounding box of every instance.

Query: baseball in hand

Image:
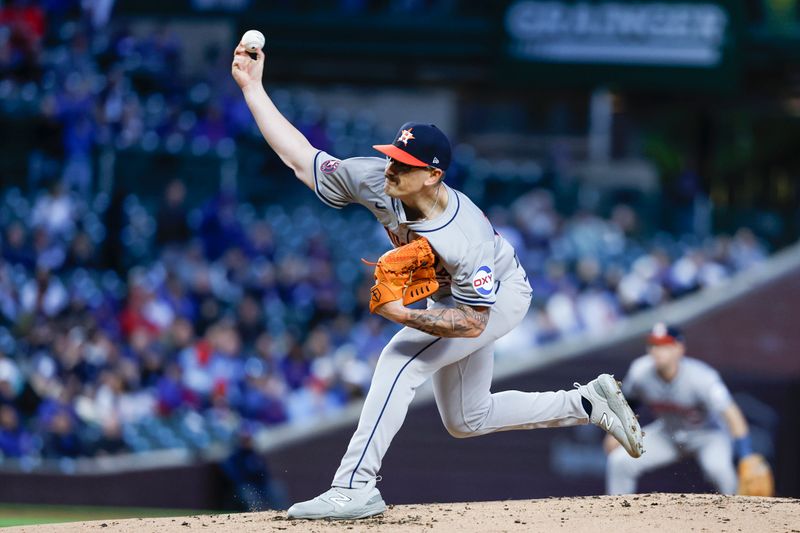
[242,29,265,52]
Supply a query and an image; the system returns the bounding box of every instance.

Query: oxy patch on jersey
[320,159,340,174]
[472,265,494,296]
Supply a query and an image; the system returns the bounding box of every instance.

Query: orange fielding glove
[737,454,775,497]
[365,237,439,313]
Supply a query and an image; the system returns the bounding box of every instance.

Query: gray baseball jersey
[622,355,734,433]
[311,150,598,490]
[607,355,738,495]
[313,151,523,306]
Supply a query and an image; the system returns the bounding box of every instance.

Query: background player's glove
[737,453,775,497]
[365,237,439,313]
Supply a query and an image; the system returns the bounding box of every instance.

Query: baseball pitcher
[604,323,774,496]
[232,39,645,520]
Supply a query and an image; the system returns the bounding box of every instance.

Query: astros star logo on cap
[372,122,452,170]
[397,128,415,146]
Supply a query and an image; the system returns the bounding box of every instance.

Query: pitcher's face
[383,157,438,198]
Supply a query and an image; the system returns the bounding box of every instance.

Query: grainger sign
[506,1,730,67]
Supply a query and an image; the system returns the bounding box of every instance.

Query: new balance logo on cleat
[287,478,386,519]
[329,492,352,507]
[600,412,614,432]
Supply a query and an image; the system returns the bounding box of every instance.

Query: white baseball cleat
[575,374,645,458]
[286,477,386,520]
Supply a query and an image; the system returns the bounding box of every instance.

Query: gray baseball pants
[332,271,590,489]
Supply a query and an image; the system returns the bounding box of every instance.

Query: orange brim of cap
[648,335,679,346]
[373,144,428,167]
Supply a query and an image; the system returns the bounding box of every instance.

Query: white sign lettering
[506,1,729,67]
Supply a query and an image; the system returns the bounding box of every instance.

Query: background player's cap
[373,122,452,171]
[647,322,684,345]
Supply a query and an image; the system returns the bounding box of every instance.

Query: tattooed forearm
[402,303,489,338]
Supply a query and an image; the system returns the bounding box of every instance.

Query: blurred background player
[604,322,763,495]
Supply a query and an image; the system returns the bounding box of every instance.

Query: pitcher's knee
[442,418,478,439]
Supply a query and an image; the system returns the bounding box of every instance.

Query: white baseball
[241,29,265,53]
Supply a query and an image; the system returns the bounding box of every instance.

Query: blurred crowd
[0,181,399,462]
[492,193,767,350]
[0,0,412,194]
[0,1,770,464]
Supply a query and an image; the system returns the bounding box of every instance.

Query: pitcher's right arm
[231,42,317,190]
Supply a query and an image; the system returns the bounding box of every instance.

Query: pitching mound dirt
[7,493,800,532]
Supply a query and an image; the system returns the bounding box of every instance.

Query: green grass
[0,503,217,527]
